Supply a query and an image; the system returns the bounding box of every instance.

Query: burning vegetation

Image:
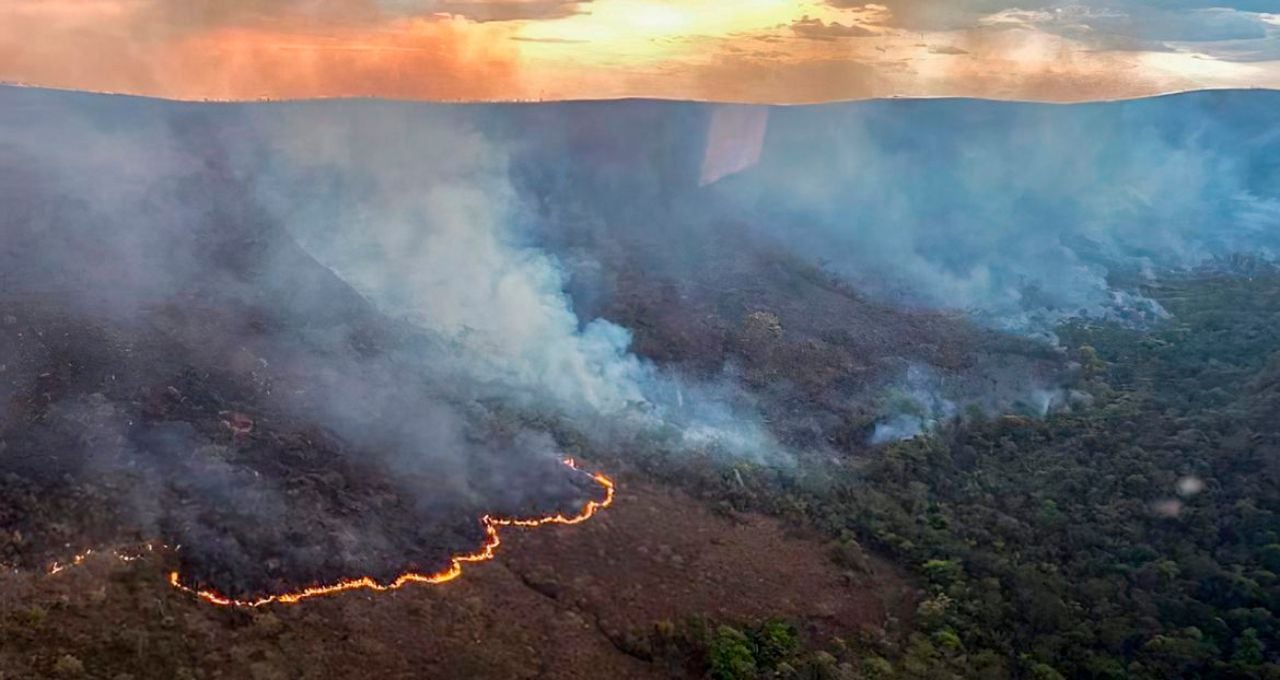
[167,459,614,607]
[0,245,618,604]
[0,91,630,608]
[43,458,613,607]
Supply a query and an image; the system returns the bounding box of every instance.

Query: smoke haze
[2,86,1277,589]
[705,95,1280,334]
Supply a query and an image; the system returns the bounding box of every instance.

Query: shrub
[750,619,799,668]
[709,626,758,680]
[53,655,84,677]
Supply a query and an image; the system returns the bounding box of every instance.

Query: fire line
[163,458,614,607]
[46,459,614,608]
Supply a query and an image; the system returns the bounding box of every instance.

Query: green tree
[1232,628,1265,666]
[709,626,758,680]
[750,619,799,669]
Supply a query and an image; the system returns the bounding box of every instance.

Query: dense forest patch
[607,266,1280,679]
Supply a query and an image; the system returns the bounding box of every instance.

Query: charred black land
[0,101,602,600]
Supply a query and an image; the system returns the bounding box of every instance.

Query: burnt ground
[0,278,922,679]
[0,474,913,680]
[0,103,608,602]
[0,290,603,604]
[0,89,1065,678]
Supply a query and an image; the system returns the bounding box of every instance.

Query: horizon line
[3,81,1278,108]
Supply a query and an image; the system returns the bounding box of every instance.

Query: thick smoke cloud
[0,87,777,595]
[243,101,778,460]
[477,93,1276,443]
[0,89,776,465]
[252,103,651,416]
[707,94,1280,336]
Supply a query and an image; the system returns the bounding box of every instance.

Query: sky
[2,0,1279,103]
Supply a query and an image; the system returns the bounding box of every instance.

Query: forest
[614,262,1280,679]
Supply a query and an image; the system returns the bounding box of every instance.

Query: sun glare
[515,0,808,50]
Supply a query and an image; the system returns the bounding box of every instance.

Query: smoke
[4,86,1277,587]
[250,103,645,416]
[0,89,764,598]
[242,101,779,460]
[869,364,958,444]
[866,362,1076,444]
[483,95,1278,446]
[707,94,1280,336]
[0,88,783,591]
[496,95,1280,441]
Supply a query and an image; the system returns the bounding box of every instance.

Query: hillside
[1,86,1279,678]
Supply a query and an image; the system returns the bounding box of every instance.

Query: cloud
[0,6,523,100]
[996,4,1276,62]
[790,16,879,40]
[1152,0,1280,11]
[831,0,1275,40]
[1186,37,1280,63]
[833,1,1279,67]
[691,55,886,103]
[424,0,589,22]
[0,0,1277,102]
[142,0,593,28]
[1131,8,1268,42]
[827,0,1042,31]
[987,5,1270,44]
[509,35,589,43]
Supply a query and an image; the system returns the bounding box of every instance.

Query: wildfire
[160,457,614,607]
[47,549,93,575]
[47,543,163,575]
[46,460,613,606]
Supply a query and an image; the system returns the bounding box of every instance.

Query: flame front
[166,458,615,607]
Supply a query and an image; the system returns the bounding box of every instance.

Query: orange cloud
[0,2,521,100]
[908,26,1192,102]
[0,0,1276,102]
[170,20,521,100]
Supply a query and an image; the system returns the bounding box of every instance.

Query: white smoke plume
[244,101,779,460]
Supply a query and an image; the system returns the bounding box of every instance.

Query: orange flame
[47,542,161,576]
[167,458,614,607]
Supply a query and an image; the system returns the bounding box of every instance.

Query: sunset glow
[2,0,1278,102]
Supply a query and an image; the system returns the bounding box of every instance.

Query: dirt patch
[501,476,911,644]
